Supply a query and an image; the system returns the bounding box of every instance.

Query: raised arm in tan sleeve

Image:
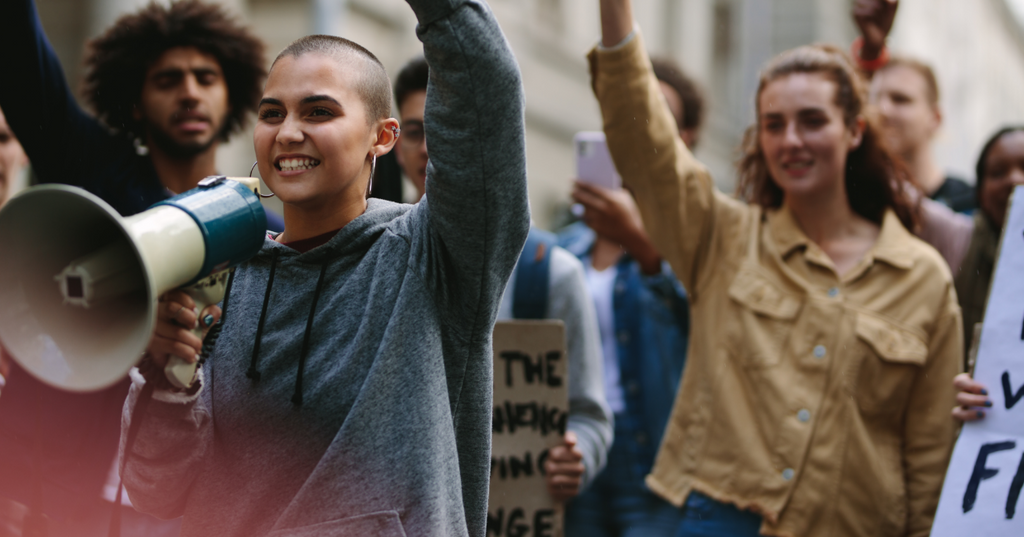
[587,33,747,296]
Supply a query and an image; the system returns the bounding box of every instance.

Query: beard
[145,118,230,160]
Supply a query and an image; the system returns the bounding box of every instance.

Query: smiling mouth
[276,158,321,172]
[782,160,813,173]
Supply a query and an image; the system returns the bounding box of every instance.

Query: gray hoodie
[118,1,529,536]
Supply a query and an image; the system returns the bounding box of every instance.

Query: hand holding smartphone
[574,131,621,190]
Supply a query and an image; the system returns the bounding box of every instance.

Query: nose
[276,115,304,145]
[179,74,201,104]
[872,97,897,125]
[877,97,894,119]
[782,121,802,148]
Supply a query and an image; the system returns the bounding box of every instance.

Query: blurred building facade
[29,0,1024,228]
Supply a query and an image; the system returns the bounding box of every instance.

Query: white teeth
[277,158,320,171]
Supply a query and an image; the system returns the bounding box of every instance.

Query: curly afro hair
[82,0,266,140]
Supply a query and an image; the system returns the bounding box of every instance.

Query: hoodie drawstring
[292,262,329,406]
[247,250,280,382]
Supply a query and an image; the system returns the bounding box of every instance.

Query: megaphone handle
[164,271,231,389]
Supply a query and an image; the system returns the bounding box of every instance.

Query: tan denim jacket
[588,33,961,537]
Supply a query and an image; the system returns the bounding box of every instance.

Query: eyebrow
[300,95,341,106]
[151,67,218,78]
[258,95,343,108]
[761,107,828,118]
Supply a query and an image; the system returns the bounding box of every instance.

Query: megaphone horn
[0,176,267,392]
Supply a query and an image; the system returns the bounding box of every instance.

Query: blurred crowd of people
[0,0,1022,536]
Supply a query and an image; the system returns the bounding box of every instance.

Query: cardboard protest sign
[487,320,568,537]
[934,186,1024,534]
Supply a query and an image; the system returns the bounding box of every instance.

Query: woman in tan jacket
[589,1,961,536]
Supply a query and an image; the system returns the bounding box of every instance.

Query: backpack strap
[512,227,557,320]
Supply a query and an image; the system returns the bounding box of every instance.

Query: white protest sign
[934,186,1024,534]
[487,320,568,537]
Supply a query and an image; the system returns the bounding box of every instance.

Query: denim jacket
[558,222,689,472]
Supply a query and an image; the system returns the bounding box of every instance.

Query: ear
[371,117,401,158]
[848,116,866,151]
[132,103,143,122]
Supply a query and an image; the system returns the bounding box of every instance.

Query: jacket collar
[767,205,914,271]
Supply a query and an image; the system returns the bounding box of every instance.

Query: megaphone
[0,176,267,392]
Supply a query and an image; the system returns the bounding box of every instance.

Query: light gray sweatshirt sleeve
[410,0,531,334]
[546,248,612,490]
[404,3,528,535]
[119,368,211,520]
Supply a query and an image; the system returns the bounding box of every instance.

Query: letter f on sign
[964,441,1016,513]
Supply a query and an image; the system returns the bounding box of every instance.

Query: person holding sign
[118,1,530,535]
[497,232,613,503]
[953,127,1024,360]
[589,1,962,536]
[951,126,1024,423]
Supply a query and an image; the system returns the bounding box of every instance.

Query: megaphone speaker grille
[0,186,155,392]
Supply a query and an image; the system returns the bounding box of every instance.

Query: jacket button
[636,432,648,445]
[813,345,826,359]
[618,331,630,343]
[827,286,839,298]
[797,409,811,423]
[782,468,795,481]
[627,381,640,395]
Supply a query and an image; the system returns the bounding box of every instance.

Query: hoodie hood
[257,198,414,264]
[231,198,415,404]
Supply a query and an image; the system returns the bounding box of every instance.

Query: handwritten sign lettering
[934,186,1024,533]
[488,321,567,537]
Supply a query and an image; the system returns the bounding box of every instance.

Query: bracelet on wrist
[851,36,890,72]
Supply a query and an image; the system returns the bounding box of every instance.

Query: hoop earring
[250,161,276,198]
[366,154,376,199]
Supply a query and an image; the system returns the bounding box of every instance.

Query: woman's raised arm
[591,0,748,294]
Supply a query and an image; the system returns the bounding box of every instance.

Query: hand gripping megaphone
[0,176,267,392]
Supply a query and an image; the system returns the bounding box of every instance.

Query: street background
[25,0,1024,228]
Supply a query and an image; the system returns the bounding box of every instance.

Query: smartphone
[574,131,621,190]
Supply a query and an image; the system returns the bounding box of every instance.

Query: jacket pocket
[726,268,801,368]
[267,510,406,537]
[850,313,928,414]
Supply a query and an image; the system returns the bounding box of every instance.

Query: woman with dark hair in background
[954,127,1024,356]
[588,1,961,535]
[949,127,1024,422]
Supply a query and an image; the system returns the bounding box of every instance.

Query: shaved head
[272,35,392,123]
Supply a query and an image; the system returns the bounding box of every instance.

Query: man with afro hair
[0,1,273,535]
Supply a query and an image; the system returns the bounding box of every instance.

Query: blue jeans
[674,491,762,537]
[565,415,683,537]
